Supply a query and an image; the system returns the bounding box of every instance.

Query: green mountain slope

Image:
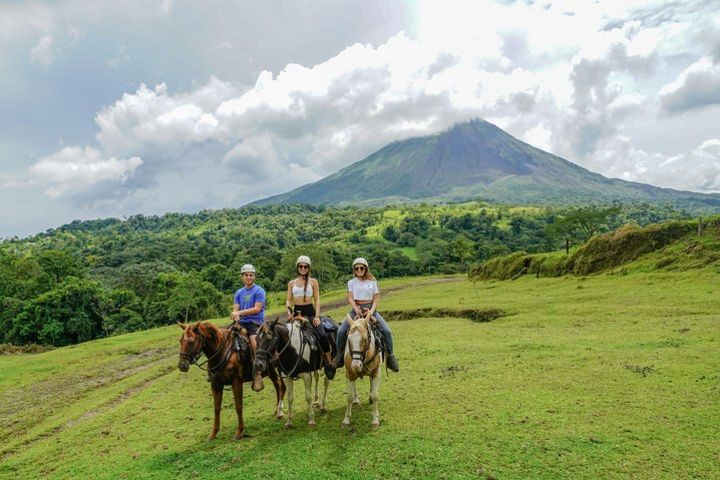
[257,119,720,210]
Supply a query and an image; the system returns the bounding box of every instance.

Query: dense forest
[0,201,694,346]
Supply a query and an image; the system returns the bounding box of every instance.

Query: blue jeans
[336,307,394,355]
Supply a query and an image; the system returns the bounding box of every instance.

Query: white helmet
[241,264,256,274]
[296,255,312,266]
[352,257,369,268]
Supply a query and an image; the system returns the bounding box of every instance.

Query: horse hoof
[371,422,380,429]
[320,407,328,413]
[312,402,321,408]
[276,413,284,420]
[308,421,317,428]
[233,433,244,440]
[341,421,350,428]
[284,423,293,429]
[207,434,217,441]
[352,400,360,407]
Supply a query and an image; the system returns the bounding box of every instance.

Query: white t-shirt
[347,278,379,301]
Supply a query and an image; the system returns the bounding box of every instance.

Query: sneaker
[324,364,336,380]
[386,354,400,372]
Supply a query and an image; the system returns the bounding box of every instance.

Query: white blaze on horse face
[348,329,364,373]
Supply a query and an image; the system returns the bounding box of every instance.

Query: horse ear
[344,314,354,327]
[177,322,186,329]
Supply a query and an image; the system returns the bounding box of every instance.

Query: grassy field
[1,271,718,479]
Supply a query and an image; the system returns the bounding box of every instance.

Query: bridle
[347,316,379,376]
[179,327,228,372]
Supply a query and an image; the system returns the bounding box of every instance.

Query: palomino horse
[254,315,337,428]
[177,321,286,439]
[342,313,382,428]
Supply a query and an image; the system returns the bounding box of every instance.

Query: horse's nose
[178,359,189,372]
[351,360,363,373]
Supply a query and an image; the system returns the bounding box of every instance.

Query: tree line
[0,201,691,346]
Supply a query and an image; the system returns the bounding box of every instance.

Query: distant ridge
[255,119,720,210]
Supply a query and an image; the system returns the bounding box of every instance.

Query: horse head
[177,321,220,372]
[345,314,372,375]
[177,322,203,372]
[253,319,278,376]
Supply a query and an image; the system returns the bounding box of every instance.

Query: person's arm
[286,281,294,319]
[231,303,241,321]
[242,301,264,315]
[369,292,380,316]
[312,278,321,326]
[347,290,361,316]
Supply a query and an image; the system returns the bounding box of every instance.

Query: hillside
[257,119,720,211]
[1,272,718,479]
[470,217,720,280]
[0,202,700,347]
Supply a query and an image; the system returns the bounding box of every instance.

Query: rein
[266,319,308,379]
[182,329,232,376]
[349,323,379,377]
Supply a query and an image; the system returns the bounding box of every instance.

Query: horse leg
[342,379,356,427]
[320,374,330,413]
[209,385,223,440]
[312,370,321,408]
[352,384,360,407]
[302,373,316,427]
[370,373,381,428]
[269,368,285,419]
[231,378,245,439]
[284,378,294,428]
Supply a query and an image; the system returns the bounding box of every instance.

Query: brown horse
[341,313,382,428]
[177,321,286,440]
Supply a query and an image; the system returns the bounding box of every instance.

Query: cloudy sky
[2,0,719,237]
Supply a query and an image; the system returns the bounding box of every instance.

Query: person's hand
[312,316,320,327]
[231,311,241,321]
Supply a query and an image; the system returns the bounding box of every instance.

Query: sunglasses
[354,266,366,271]
[297,264,309,270]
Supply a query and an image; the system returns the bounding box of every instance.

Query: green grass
[1,271,719,479]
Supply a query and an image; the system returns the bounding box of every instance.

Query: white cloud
[587,136,720,192]
[660,57,720,113]
[30,34,55,66]
[29,146,142,198]
[25,0,720,213]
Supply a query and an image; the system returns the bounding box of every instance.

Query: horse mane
[196,321,224,345]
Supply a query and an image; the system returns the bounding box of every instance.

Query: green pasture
[1,271,718,479]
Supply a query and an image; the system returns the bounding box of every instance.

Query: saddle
[230,326,252,365]
[320,315,338,332]
[296,317,318,351]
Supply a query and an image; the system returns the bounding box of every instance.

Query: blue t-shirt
[233,284,266,325]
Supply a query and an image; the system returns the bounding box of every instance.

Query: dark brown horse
[177,321,286,440]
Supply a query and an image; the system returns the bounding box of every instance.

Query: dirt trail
[322,275,464,310]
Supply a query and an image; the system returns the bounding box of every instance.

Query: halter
[348,321,379,377]
[180,327,231,375]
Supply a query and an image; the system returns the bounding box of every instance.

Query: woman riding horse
[333,257,399,372]
[285,255,335,379]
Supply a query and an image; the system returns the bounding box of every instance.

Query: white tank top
[292,280,314,297]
